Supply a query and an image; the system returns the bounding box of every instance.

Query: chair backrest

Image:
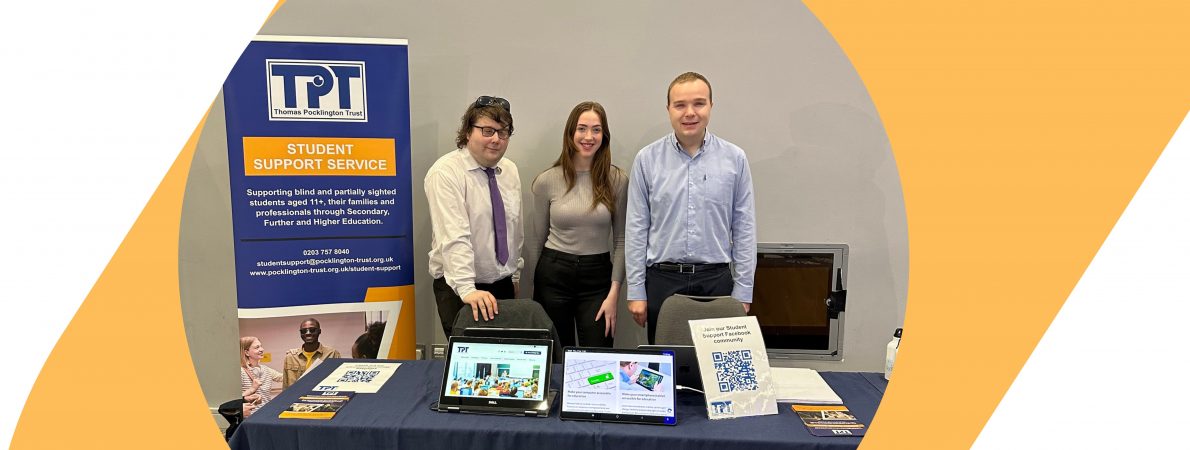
[654,295,747,345]
[217,398,243,441]
[450,299,564,360]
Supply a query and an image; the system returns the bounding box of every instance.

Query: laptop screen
[442,338,550,402]
[560,347,677,425]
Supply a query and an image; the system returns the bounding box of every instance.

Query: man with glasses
[282,318,341,388]
[426,96,524,337]
[625,72,757,344]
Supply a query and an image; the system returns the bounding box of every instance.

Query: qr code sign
[712,350,758,392]
[337,370,380,383]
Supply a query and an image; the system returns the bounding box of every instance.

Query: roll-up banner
[223,36,415,368]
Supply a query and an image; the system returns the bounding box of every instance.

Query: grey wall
[180,93,241,419]
[181,0,908,411]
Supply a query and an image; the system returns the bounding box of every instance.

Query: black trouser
[645,264,733,344]
[433,276,515,337]
[534,247,614,348]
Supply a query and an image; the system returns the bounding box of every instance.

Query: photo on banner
[239,301,401,379]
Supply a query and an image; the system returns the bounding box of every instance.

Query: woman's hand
[243,402,257,418]
[594,282,620,337]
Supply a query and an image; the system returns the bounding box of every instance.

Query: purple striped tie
[483,167,508,265]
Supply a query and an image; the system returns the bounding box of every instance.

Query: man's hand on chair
[463,290,499,321]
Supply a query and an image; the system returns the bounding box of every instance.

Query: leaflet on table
[771,367,843,404]
[314,362,400,393]
[689,316,778,420]
[279,391,355,420]
[791,404,867,437]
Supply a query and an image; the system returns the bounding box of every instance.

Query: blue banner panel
[224,37,413,310]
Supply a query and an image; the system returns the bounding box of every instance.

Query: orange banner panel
[243,136,396,176]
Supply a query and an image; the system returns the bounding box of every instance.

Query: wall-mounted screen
[751,243,847,361]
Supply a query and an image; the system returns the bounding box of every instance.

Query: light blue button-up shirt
[625,132,757,301]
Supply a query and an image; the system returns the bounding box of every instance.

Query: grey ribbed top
[529,166,628,283]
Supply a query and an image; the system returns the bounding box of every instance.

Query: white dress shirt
[425,148,524,299]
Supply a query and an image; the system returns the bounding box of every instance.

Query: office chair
[450,299,564,360]
[654,295,747,346]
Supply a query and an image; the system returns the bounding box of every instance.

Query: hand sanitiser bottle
[884,328,902,381]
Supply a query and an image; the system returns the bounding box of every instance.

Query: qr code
[337,370,380,383]
[712,350,758,392]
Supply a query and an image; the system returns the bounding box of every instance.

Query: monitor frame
[753,242,848,361]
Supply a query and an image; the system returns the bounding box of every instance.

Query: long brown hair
[554,101,622,215]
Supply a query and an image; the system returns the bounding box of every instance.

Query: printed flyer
[314,361,401,394]
[792,404,867,437]
[279,391,356,420]
[689,316,779,420]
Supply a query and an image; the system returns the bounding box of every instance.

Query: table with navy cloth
[229,359,887,450]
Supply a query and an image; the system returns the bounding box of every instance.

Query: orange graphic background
[803,1,1190,448]
[12,1,1190,448]
[12,111,226,448]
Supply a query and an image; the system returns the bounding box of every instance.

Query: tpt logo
[266,59,367,122]
[710,401,733,416]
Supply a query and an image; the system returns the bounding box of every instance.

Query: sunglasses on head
[473,95,511,112]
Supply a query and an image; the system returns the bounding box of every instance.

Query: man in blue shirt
[625,72,757,344]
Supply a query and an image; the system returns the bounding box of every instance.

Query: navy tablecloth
[230,359,886,450]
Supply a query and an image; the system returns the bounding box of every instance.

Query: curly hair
[455,102,514,149]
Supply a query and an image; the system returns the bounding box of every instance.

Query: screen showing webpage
[562,350,675,419]
[444,341,549,401]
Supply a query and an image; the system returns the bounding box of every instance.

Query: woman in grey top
[529,101,627,347]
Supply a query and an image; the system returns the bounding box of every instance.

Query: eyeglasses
[473,95,511,112]
[300,327,319,334]
[472,125,512,140]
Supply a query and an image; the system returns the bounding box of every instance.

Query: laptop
[638,344,702,391]
[560,347,677,425]
[434,336,555,417]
